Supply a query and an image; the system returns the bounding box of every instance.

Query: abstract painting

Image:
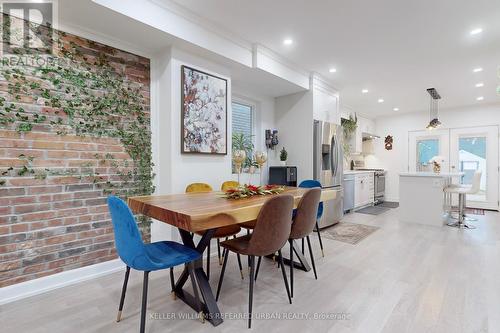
[181,65,227,154]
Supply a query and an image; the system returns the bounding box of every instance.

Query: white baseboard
[0,259,125,305]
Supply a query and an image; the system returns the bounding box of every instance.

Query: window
[416,139,439,171]
[231,101,254,172]
[458,136,486,194]
[232,102,253,140]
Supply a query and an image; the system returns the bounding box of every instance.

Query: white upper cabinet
[311,74,340,124]
[345,115,376,155]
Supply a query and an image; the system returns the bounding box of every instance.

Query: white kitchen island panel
[399,172,463,227]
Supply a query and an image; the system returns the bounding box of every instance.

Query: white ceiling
[168,0,500,116]
[58,0,304,97]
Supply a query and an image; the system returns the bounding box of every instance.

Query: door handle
[331,136,336,177]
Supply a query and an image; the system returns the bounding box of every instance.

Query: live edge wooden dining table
[128,186,338,326]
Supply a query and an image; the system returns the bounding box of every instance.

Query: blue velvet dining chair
[298,180,325,257]
[108,196,203,333]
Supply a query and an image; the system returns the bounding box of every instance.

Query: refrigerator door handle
[335,135,340,176]
[331,134,337,178]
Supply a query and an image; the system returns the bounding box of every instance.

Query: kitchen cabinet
[346,115,376,154]
[354,172,374,208]
[312,74,340,124]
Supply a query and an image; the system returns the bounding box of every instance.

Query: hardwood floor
[1,208,499,332]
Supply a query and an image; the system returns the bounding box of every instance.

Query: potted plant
[279,147,288,166]
[232,132,255,172]
[341,113,358,163]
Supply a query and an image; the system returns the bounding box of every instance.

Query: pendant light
[426,88,442,130]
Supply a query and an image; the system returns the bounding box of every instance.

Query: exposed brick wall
[0,20,150,287]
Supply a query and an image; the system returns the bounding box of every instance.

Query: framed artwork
[181,65,228,154]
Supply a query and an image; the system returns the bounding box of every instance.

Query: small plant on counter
[280,147,288,162]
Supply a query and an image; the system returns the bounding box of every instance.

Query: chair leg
[140,271,149,333]
[217,238,222,265]
[277,250,292,304]
[306,236,318,280]
[233,235,244,279]
[216,248,229,301]
[116,266,130,322]
[254,256,262,281]
[206,239,211,280]
[247,230,251,272]
[248,255,255,329]
[236,254,244,280]
[301,238,305,254]
[315,220,325,257]
[289,240,294,298]
[447,193,476,229]
[169,267,176,300]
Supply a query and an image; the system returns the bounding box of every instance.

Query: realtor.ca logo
[0,0,58,56]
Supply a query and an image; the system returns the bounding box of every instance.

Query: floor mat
[356,206,390,215]
[465,208,485,215]
[322,222,379,245]
[379,201,399,208]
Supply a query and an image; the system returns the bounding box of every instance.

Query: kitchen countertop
[344,170,376,175]
[399,172,464,178]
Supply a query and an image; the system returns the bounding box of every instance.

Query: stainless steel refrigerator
[313,120,344,228]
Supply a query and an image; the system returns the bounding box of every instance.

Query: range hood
[362,132,380,141]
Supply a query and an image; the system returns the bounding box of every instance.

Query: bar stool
[186,183,244,279]
[444,171,482,229]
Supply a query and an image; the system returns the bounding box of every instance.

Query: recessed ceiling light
[393,107,399,111]
[470,28,483,35]
[361,89,369,94]
[475,82,484,88]
[378,98,384,103]
[283,38,293,45]
[476,96,484,101]
[473,67,483,73]
[329,68,337,73]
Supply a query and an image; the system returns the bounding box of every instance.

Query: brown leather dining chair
[215,194,294,328]
[288,188,321,297]
[186,183,244,280]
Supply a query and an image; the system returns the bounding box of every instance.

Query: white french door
[408,129,450,173]
[408,126,499,210]
[449,126,499,210]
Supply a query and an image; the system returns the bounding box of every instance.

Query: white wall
[371,104,500,201]
[233,84,280,183]
[151,47,278,242]
[275,91,314,183]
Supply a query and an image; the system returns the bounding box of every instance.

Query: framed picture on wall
[181,65,228,155]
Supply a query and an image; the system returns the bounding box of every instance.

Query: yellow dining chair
[185,182,214,193]
[186,182,244,280]
[221,180,239,191]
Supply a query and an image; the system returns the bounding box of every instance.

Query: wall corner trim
[0,259,125,305]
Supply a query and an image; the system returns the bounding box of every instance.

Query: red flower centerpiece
[222,184,285,199]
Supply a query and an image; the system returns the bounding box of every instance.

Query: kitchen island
[399,172,464,227]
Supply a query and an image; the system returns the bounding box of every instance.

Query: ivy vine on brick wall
[0,14,154,227]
